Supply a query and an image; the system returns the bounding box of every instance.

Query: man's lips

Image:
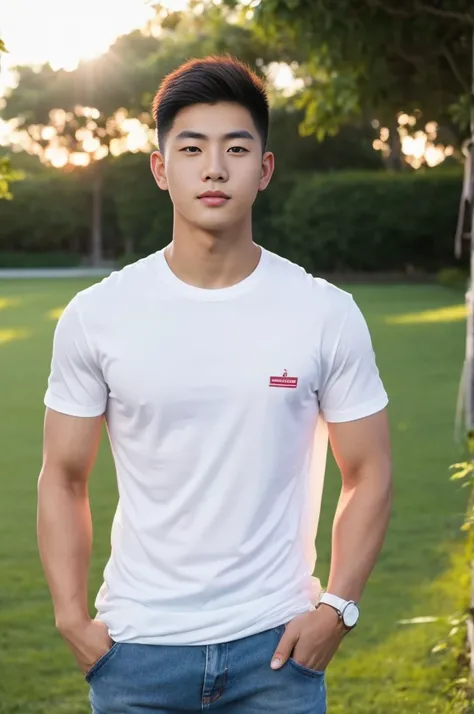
[198,191,231,206]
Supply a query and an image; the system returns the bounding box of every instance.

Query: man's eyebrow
[174,130,255,141]
[224,130,255,141]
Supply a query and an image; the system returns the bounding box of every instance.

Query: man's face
[150,102,274,232]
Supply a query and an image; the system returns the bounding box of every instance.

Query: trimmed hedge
[0,159,463,273]
[277,169,463,273]
[0,166,118,257]
[0,252,82,268]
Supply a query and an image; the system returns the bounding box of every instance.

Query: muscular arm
[270,408,391,670]
[37,408,103,630]
[326,408,392,601]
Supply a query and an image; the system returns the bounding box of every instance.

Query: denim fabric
[86,623,327,713]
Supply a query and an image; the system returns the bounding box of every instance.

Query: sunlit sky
[0,0,185,91]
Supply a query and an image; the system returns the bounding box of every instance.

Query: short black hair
[152,55,269,151]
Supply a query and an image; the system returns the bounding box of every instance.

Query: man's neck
[165,216,261,290]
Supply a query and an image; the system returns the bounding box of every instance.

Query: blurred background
[1,2,474,713]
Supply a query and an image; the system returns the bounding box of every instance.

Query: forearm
[326,464,392,602]
[37,471,92,629]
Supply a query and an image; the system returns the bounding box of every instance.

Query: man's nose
[202,155,229,182]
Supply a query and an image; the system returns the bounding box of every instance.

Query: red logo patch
[269,369,298,389]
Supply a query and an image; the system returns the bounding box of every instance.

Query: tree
[1,31,159,263]
[1,99,155,263]
[253,0,473,150]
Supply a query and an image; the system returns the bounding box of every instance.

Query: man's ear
[259,151,275,192]
[150,151,168,191]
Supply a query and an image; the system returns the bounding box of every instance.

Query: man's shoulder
[71,253,159,316]
[266,249,354,315]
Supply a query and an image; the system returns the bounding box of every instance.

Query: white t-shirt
[44,246,388,646]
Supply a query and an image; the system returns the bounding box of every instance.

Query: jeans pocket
[288,657,325,679]
[85,642,121,683]
[273,623,325,678]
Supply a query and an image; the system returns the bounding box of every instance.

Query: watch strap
[319,592,349,614]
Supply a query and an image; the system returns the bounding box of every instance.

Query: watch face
[343,602,359,628]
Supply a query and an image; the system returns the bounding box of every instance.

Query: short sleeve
[44,297,108,417]
[318,296,388,423]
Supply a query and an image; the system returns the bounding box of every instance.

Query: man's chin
[177,206,247,233]
[192,218,238,233]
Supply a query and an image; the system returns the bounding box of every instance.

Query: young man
[38,56,392,714]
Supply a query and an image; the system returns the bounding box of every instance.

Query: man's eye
[182,146,201,153]
[228,146,248,154]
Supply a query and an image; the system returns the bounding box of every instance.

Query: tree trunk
[124,234,134,255]
[386,120,404,171]
[91,162,103,267]
[468,26,474,431]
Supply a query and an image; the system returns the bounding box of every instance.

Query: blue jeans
[86,623,327,713]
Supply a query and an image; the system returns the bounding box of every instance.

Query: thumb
[271,627,297,670]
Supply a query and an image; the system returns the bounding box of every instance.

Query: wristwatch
[318,592,360,631]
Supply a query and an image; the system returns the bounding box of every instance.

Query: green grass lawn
[0,279,472,713]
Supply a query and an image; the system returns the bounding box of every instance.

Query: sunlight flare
[0,298,20,311]
[0,328,30,345]
[385,305,467,325]
[47,307,65,321]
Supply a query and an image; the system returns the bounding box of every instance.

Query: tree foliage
[254,0,474,139]
[0,156,24,200]
[0,38,24,199]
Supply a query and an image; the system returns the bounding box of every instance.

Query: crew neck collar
[156,244,269,301]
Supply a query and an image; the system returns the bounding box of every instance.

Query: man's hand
[270,606,345,672]
[57,617,114,675]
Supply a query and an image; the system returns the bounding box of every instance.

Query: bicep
[41,408,103,483]
[327,408,391,484]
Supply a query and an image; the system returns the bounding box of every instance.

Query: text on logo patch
[269,369,298,389]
